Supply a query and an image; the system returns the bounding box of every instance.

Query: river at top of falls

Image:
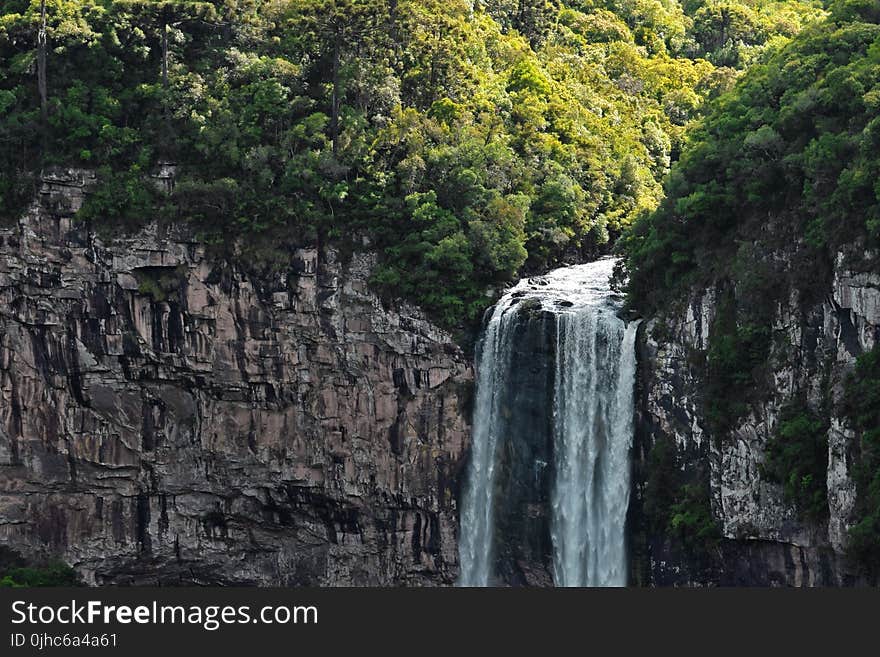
[457,257,639,587]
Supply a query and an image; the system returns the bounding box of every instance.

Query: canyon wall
[0,170,472,585]
[631,248,880,585]
[5,172,879,588]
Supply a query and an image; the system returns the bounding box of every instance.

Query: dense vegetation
[622,0,880,312]
[0,564,81,586]
[3,0,879,582]
[842,346,880,576]
[703,289,772,439]
[643,437,721,556]
[0,0,824,326]
[0,547,81,587]
[761,400,829,520]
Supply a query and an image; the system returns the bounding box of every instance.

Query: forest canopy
[0,0,825,325]
[621,0,880,311]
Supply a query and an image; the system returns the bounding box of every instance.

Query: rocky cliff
[0,170,472,586]
[630,248,880,586]
[7,172,879,589]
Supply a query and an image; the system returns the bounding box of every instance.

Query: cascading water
[458,258,639,587]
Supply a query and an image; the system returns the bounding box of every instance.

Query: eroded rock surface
[633,249,879,585]
[0,170,472,585]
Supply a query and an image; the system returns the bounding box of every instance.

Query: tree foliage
[842,346,880,578]
[622,2,880,313]
[0,0,824,326]
[761,400,829,520]
[0,547,81,587]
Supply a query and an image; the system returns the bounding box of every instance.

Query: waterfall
[458,258,639,587]
[456,297,519,587]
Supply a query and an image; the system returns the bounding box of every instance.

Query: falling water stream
[458,258,639,587]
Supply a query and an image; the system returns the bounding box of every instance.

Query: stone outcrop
[0,170,472,585]
[632,248,880,586]
[5,170,878,588]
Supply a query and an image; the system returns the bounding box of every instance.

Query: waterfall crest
[458,258,638,587]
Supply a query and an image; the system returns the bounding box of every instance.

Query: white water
[458,258,639,587]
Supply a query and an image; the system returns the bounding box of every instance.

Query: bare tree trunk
[38,0,47,127]
[161,21,172,151]
[389,0,399,50]
[331,26,341,157]
[162,22,169,89]
[428,29,439,105]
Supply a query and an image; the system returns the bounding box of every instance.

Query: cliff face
[631,249,880,585]
[0,170,472,585]
[8,173,879,589]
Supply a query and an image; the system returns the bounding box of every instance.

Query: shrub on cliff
[643,437,721,556]
[761,400,829,521]
[0,547,81,587]
[842,346,880,578]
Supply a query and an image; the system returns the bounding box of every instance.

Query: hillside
[5,0,879,588]
[0,0,824,326]
[622,0,880,583]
